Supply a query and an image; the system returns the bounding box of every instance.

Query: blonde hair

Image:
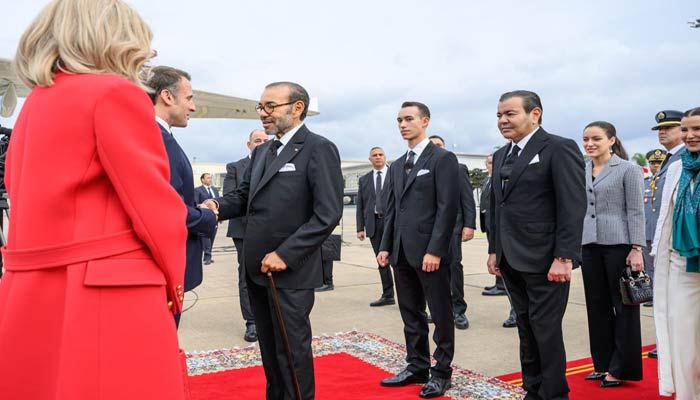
[14,0,153,88]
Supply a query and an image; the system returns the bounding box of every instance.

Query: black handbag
[619,267,653,306]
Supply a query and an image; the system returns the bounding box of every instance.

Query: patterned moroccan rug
[186,331,525,399]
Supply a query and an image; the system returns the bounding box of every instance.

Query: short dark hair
[428,135,445,146]
[145,66,191,105]
[265,81,310,120]
[684,107,700,118]
[401,101,431,119]
[584,121,629,160]
[200,173,211,180]
[499,90,543,124]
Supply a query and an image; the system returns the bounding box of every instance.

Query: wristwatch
[631,245,643,252]
[555,257,572,263]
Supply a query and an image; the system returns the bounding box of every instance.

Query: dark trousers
[581,244,643,380]
[321,260,333,285]
[394,248,454,379]
[201,225,218,262]
[369,215,394,298]
[247,274,315,400]
[500,257,570,400]
[450,234,467,315]
[233,239,254,326]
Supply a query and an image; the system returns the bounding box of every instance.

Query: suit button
[591,215,595,218]
[589,189,593,193]
[590,202,594,206]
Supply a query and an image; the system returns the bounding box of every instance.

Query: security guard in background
[642,149,667,287]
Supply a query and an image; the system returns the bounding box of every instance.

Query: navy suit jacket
[158,123,217,291]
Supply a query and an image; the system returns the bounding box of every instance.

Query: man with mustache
[205,82,343,400]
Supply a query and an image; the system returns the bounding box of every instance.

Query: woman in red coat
[0,1,189,399]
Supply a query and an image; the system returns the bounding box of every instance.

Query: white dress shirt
[155,116,171,134]
[407,137,431,162]
[275,123,305,155]
[508,126,539,155]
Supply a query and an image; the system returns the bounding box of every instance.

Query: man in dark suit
[481,154,516,328]
[204,82,343,400]
[428,135,476,330]
[195,173,220,265]
[645,110,685,359]
[146,66,218,327]
[223,129,269,342]
[356,146,395,306]
[488,90,586,400]
[377,102,459,399]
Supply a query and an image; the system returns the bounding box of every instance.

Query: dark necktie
[375,171,383,214]
[500,144,520,190]
[207,187,214,198]
[404,151,416,176]
[265,140,283,172]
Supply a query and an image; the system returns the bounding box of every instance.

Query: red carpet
[186,331,524,399]
[497,346,668,399]
[189,352,452,399]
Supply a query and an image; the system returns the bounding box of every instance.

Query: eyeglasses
[255,101,295,114]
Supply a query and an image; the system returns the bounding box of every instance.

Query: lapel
[503,128,549,199]
[251,125,308,199]
[658,146,685,177]
[592,154,621,187]
[393,154,407,198]
[401,142,436,198]
[367,172,377,207]
[159,123,192,174]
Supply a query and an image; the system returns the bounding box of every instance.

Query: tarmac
[178,207,657,378]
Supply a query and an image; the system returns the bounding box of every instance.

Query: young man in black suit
[195,173,220,265]
[222,129,268,342]
[147,66,218,327]
[378,102,459,399]
[428,135,476,330]
[205,82,343,400]
[487,90,586,400]
[356,146,395,306]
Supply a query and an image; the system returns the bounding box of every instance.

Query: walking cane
[267,271,303,400]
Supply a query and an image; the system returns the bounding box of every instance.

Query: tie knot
[377,171,382,176]
[409,150,416,157]
[512,144,520,155]
[270,140,283,152]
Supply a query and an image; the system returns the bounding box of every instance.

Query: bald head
[247,129,268,152]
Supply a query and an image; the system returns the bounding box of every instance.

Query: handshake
[199,199,219,218]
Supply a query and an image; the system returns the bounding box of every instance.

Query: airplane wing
[0,58,319,119]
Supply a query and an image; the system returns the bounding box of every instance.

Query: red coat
[0,73,188,399]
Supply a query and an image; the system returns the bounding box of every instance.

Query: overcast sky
[1,1,699,163]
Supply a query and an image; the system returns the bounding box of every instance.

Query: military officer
[642,149,666,286]
[647,111,685,359]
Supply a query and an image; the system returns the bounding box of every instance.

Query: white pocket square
[528,154,540,165]
[279,163,296,172]
[417,169,430,176]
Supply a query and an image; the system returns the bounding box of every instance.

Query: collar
[669,143,686,155]
[155,116,171,134]
[278,122,304,147]
[407,137,430,161]
[510,126,539,154]
[374,165,388,175]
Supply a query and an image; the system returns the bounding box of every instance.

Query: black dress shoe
[643,301,654,307]
[419,377,451,398]
[380,369,429,387]
[482,286,507,296]
[370,296,395,307]
[600,379,623,388]
[502,315,517,328]
[454,313,469,330]
[203,259,212,265]
[483,284,496,291]
[584,372,607,380]
[244,324,257,342]
[648,348,658,358]
[315,283,334,292]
